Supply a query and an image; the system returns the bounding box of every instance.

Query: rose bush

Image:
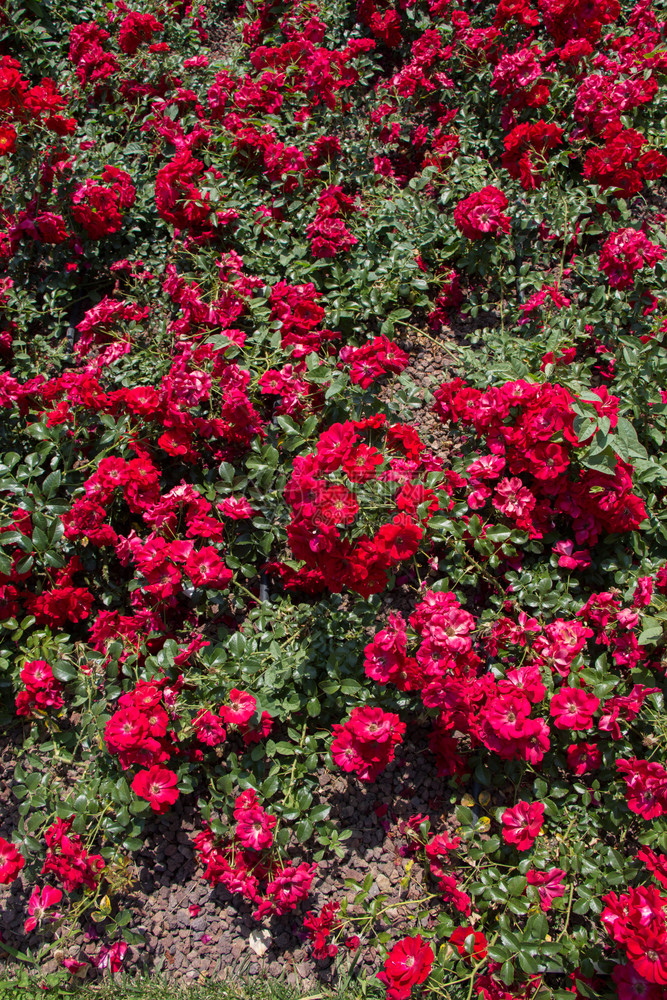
[0,0,666,996]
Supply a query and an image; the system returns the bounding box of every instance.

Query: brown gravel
[380,324,459,460]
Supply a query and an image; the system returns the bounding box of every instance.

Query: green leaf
[261,776,280,798]
[500,960,514,986]
[51,661,78,683]
[121,929,145,945]
[456,806,474,825]
[310,804,331,823]
[227,633,247,657]
[42,470,61,498]
[508,876,527,896]
[0,531,31,551]
[614,416,649,463]
[123,837,143,851]
[297,789,313,811]
[526,912,548,939]
[517,950,539,974]
[296,819,314,842]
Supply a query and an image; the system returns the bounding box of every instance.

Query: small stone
[377,875,393,894]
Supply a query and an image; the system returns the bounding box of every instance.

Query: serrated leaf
[296,819,313,842]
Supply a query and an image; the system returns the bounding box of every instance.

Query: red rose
[550,686,599,730]
[450,925,488,961]
[502,800,544,851]
[454,185,511,240]
[0,836,25,884]
[377,935,435,1000]
[131,766,179,814]
[0,124,16,155]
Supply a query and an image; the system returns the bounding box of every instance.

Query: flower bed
[1,0,667,996]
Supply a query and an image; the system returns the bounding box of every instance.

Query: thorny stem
[557,196,570,288]
[348,892,441,924]
[233,578,267,605]
[466,958,486,1000]
[556,882,576,943]
[271,721,309,845]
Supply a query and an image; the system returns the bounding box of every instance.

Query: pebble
[376,874,392,893]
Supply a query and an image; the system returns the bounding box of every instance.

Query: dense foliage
[0,0,667,996]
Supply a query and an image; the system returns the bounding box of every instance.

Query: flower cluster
[304,901,344,959]
[41,818,105,893]
[501,120,564,189]
[104,679,175,772]
[24,884,63,935]
[281,416,440,597]
[583,127,667,198]
[454,186,512,240]
[365,580,660,796]
[616,758,667,820]
[71,166,136,240]
[338,335,410,388]
[15,659,64,717]
[602,884,667,984]
[502,801,545,851]
[331,706,406,782]
[434,378,646,545]
[599,228,666,290]
[306,185,360,259]
[193,789,317,921]
[0,836,25,885]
